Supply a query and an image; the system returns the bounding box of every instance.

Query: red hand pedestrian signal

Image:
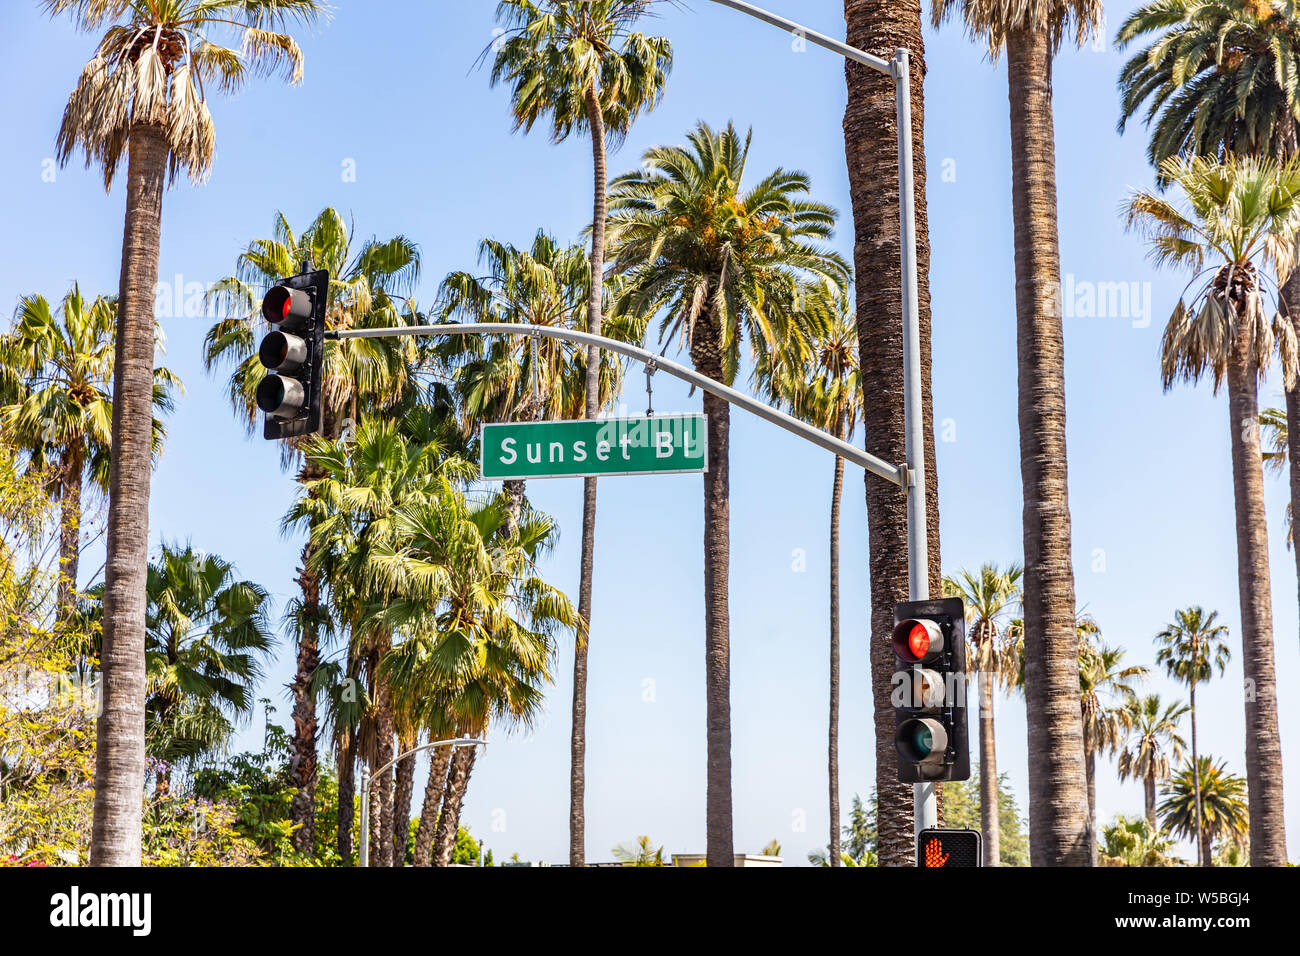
[916,828,980,867]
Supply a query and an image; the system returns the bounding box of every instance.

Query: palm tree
[206,207,420,854]
[374,495,576,866]
[1126,154,1297,865]
[607,121,850,864]
[46,0,324,865]
[1078,640,1148,865]
[612,835,665,866]
[756,296,858,866]
[942,563,1023,866]
[289,415,467,866]
[1116,0,1300,168]
[434,230,618,536]
[488,0,672,866]
[1117,1,1300,755]
[1160,756,1250,866]
[138,543,274,793]
[1118,694,1190,830]
[932,0,1103,866]
[1098,814,1185,867]
[1,287,178,618]
[1154,606,1231,866]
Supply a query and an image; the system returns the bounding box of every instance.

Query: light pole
[358,737,486,868]
[701,0,934,849]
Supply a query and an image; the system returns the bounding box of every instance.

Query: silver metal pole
[358,764,370,868]
[893,48,936,852]
[332,323,904,487]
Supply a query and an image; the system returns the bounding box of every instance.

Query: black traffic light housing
[257,267,328,440]
[891,596,970,783]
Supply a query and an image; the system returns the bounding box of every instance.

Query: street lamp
[357,737,487,868]
[701,0,934,846]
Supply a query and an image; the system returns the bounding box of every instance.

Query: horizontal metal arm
[704,0,895,75]
[329,323,905,487]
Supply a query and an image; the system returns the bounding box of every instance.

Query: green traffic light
[912,724,933,757]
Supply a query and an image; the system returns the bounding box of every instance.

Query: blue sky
[2,0,1297,865]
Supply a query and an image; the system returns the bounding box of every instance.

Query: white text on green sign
[480,415,708,479]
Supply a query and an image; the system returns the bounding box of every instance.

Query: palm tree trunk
[1190,683,1205,867]
[688,320,734,867]
[828,429,845,867]
[1086,746,1098,867]
[90,118,168,867]
[371,679,395,867]
[571,81,608,869]
[413,743,453,867]
[56,439,84,620]
[979,667,1000,866]
[1225,342,1289,866]
[337,736,354,863]
[432,745,478,867]
[502,478,526,540]
[391,730,417,866]
[842,0,943,867]
[289,540,321,856]
[1005,27,1090,867]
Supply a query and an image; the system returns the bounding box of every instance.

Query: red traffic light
[262,285,312,326]
[892,618,944,663]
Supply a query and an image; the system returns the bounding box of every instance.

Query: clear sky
[2,0,1297,865]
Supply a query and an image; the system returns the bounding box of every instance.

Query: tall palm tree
[942,562,1023,866]
[1078,640,1148,865]
[756,294,858,866]
[841,0,943,866]
[488,0,672,866]
[607,122,850,864]
[932,0,1103,866]
[1160,755,1250,866]
[1154,606,1231,866]
[1126,154,1297,865]
[1,287,178,618]
[46,0,324,865]
[1117,2,1300,757]
[1118,694,1189,830]
[434,230,618,535]
[206,207,420,854]
[138,542,273,793]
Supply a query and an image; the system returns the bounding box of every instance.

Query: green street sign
[480,414,708,480]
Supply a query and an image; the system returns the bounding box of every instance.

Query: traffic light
[917,828,981,868]
[891,597,970,783]
[256,268,328,440]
